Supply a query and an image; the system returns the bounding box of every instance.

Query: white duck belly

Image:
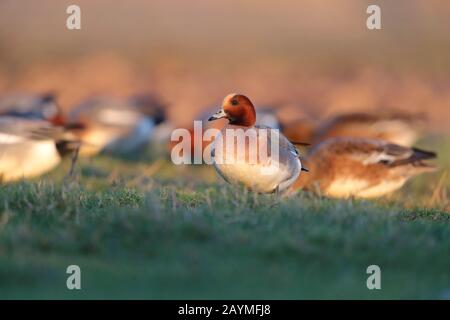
[0,139,61,182]
[214,158,300,193]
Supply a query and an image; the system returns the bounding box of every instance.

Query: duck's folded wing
[350,140,435,166]
[256,124,300,158]
[0,117,64,142]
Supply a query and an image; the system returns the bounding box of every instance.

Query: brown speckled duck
[293,137,436,198]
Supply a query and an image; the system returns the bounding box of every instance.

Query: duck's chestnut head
[208,93,256,127]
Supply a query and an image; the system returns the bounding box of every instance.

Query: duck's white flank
[0,140,61,182]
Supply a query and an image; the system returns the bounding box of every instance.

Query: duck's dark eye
[231,99,239,106]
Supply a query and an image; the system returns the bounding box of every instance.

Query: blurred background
[0,0,449,131]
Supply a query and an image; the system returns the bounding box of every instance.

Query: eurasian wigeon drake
[293,137,437,199]
[0,92,65,124]
[311,112,423,146]
[0,115,80,182]
[208,94,304,194]
[68,94,166,156]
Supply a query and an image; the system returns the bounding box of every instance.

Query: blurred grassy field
[0,136,448,299]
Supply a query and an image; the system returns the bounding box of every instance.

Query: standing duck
[293,137,437,198]
[208,94,304,194]
[68,94,166,156]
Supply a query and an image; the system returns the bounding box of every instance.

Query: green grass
[0,139,449,299]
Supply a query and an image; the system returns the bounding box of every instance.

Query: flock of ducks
[0,91,437,199]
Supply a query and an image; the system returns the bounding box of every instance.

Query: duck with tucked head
[208,94,305,194]
[0,92,65,124]
[293,137,437,198]
[311,112,423,147]
[68,94,167,156]
[282,111,424,148]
